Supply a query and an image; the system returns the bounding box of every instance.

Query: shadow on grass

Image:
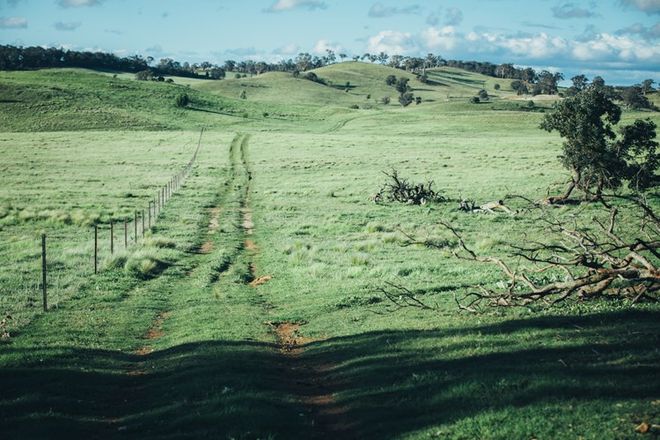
[1,309,658,439]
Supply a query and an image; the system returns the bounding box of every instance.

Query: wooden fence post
[41,233,47,312]
[124,220,128,248]
[142,210,145,237]
[94,225,98,274]
[148,202,152,229]
[110,221,114,254]
[134,211,138,243]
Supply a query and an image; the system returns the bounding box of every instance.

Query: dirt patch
[208,207,221,232]
[270,321,314,355]
[200,241,214,254]
[269,321,356,438]
[249,274,272,287]
[134,311,170,357]
[244,239,258,251]
[241,208,254,235]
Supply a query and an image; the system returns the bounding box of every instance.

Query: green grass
[0,64,658,439]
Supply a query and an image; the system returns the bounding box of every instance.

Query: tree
[135,69,153,81]
[399,92,414,107]
[385,75,397,86]
[641,79,655,95]
[239,90,247,99]
[381,96,391,105]
[566,74,589,96]
[511,80,528,95]
[494,83,500,90]
[621,86,653,110]
[540,85,658,201]
[395,77,410,95]
[175,93,189,107]
[478,89,489,101]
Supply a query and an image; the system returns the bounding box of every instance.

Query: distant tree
[378,52,389,65]
[386,75,397,86]
[511,80,528,95]
[395,77,410,95]
[641,79,655,95]
[536,70,563,95]
[339,53,347,62]
[209,67,225,79]
[399,92,414,107]
[540,85,659,200]
[295,52,313,71]
[223,60,236,72]
[239,90,247,99]
[175,93,189,107]
[621,86,653,110]
[325,49,336,64]
[381,96,391,104]
[415,96,422,105]
[135,69,153,81]
[478,89,489,101]
[565,74,589,96]
[494,83,500,90]
[470,96,480,104]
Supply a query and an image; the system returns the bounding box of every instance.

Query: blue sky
[1,0,659,84]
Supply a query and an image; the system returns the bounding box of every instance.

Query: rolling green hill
[195,62,527,108]
[0,69,280,131]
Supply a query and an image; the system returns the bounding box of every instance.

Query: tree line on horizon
[0,44,655,105]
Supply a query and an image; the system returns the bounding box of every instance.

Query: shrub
[175,93,189,108]
[470,96,480,104]
[376,169,448,205]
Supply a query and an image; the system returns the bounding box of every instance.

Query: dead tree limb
[394,199,659,311]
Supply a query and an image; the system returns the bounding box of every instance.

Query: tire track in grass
[237,135,356,438]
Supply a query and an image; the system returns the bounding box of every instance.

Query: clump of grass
[104,251,129,270]
[144,236,177,249]
[124,248,170,279]
[366,222,391,233]
[350,253,370,266]
[335,294,383,309]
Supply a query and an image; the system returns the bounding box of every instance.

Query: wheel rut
[234,135,356,438]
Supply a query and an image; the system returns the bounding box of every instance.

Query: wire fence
[2,128,205,317]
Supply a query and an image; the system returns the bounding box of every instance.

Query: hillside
[0,69,277,131]
[195,62,524,108]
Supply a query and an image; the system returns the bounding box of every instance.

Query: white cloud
[0,16,26,28]
[620,0,660,15]
[367,30,417,54]
[497,33,569,58]
[264,0,326,12]
[312,39,342,54]
[421,26,459,51]
[57,0,102,7]
[572,33,660,61]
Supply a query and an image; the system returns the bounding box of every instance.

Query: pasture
[0,62,658,439]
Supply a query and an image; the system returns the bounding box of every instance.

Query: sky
[0,0,659,85]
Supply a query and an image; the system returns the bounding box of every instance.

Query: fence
[15,128,205,312]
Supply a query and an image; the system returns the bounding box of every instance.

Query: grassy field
[0,63,658,439]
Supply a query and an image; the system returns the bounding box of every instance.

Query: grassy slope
[0,65,658,439]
